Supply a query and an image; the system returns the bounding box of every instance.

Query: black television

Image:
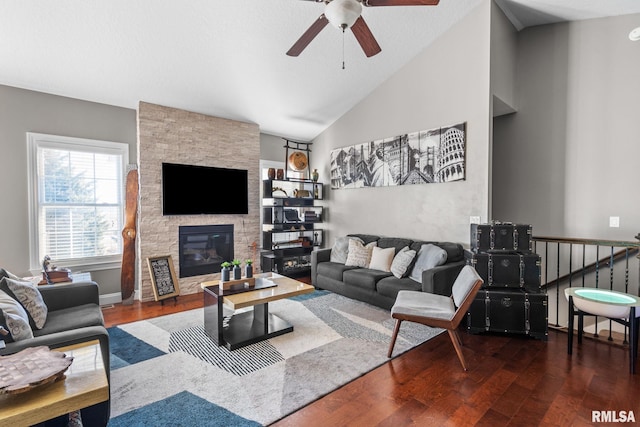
[162,163,248,215]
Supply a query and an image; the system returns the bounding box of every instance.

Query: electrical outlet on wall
[470,216,481,224]
[609,216,620,228]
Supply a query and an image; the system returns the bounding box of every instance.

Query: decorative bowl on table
[0,346,73,394]
[565,287,640,319]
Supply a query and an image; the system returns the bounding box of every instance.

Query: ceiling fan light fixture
[629,26,640,41]
[325,0,363,29]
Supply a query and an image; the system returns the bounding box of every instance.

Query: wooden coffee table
[0,340,108,426]
[201,273,314,350]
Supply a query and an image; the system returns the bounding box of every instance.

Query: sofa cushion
[0,289,34,341]
[376,276,423,300]
[345,240,377,268]
[330,236,362,263]
[33,303,104,336]
[390,246,417,279]
[369,247,395,272]
[377,237,413,254]
[1,277,48,329]
[343,268,392,291]
[409,244,448,283]
[317,262,359,282]
[411,241,463,263]
[347,234,380,245]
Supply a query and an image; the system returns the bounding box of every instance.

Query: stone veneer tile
[137,102,260,301]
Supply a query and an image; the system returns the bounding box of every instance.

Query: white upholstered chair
[387,265,484,371]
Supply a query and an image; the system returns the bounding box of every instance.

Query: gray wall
[490,1,518,116]
[260,133,286,162]
[311,2,492,247]
[493,13,640,241]
[0,85,137,294]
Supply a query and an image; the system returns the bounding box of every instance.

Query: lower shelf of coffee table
[222,308,293,350]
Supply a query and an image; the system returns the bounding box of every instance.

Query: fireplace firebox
[178,225,234,278]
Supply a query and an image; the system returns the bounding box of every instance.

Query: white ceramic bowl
[565,287,640,319]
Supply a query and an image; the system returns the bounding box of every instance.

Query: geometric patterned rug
[107,291,443,426]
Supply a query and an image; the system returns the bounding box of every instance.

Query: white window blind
[28,133,129,271]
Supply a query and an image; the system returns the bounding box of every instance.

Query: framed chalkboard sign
[146,255,180,301]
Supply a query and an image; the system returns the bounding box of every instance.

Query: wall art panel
[330,122,466,189]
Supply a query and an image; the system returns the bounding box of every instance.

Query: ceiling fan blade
[363,0,439,6]
[287,14,329,57]
[351,16,381,57]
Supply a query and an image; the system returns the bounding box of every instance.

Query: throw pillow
[0,289,34,341]
[0,277,48,329]
[0,268,22,281]
[345,240,377,268]
[409,244,448,283]
[330,236,362,263]
[390,246,417,279]
[368,246,395,272]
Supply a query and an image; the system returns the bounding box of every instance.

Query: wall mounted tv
[162,163,248,215]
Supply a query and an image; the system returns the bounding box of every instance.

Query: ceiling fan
[287,0,440,58]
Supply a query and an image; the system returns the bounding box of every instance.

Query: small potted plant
[220,261,231,282]
[231,259,242,280]
[245,259,253,278]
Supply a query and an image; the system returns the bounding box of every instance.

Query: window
[27,133,129,272]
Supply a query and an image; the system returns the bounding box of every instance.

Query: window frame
[27,132,130,273]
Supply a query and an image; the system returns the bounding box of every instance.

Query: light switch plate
[609,216,620,227]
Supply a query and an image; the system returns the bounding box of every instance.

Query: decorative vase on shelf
[276,169,284,180]
[311,168,319,182]
[267,168,276,180]
[245,260,253,278]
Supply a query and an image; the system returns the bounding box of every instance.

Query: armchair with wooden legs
[387,265,484,370]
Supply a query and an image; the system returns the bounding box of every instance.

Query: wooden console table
[0,340,108,426]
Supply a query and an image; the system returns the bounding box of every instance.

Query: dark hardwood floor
[102,290,640,426]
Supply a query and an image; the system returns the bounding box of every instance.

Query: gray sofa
[311,234,466,310]
[0,271,110,425]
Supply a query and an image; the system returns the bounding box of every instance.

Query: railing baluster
[608,246,614,341]
[594,246,599,338]
[556,242,560,327]
[531,235,639,349]
[624,248,630,345]
[625,248,629,293]
[569,244,573,287]
[582,244,586,287]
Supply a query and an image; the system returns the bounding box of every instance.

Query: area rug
[107,291,443,426]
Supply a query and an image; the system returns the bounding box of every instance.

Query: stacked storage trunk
[466,222,548,340]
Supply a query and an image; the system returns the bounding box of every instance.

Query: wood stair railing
[531,235,640,336]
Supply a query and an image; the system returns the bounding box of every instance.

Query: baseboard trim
[100,290,141,306]
[100,292,121,306]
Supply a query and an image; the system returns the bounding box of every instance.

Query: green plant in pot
[220,261,231,282]
[231,259,242,280]
[245,259,253,278]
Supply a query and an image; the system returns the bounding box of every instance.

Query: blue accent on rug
[289,289,329,301]
[108,326,166,368]
[108,391,261,427]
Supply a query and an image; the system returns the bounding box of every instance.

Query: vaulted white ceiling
[1,1,639,141]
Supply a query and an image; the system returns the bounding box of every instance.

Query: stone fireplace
[137,102,260,301]
[178,225,234,278]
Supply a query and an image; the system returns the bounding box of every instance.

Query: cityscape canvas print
[330,122,466,189]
